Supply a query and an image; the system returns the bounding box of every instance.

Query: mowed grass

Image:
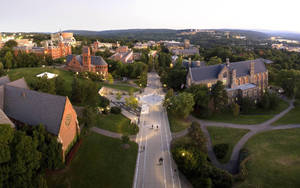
[168,114,192,133]
[272,106,300,126]
[46,133,138,188]
[207,127,249,163]
[8,67,139,93]
[96,114,138,135]
[202,99,289,125]
[237,129,300,188]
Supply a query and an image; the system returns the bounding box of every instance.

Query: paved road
[133,72,182,188]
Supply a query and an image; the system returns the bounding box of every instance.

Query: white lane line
[163,108,181,188]
[159,107,167,188]
[160,105,175,188]
[133,113,145,188]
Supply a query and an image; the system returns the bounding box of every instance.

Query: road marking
[133,114,145,188]
[162,107,181,188]
[159,108,167,188]
[160,105,175,188]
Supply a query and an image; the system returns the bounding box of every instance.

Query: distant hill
[258,30,300,41]
[64,29,180,41]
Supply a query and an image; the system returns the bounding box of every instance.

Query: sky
[1,0,300,33]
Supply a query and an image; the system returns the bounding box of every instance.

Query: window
[222,78,227,85]
[207,83,212,88]
[223,72,227,78]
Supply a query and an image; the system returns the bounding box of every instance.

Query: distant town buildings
[91,40,120,53]
[66,46,108,76]
[272,43,300,53]
[186,58,270,102]
[0,76,80,159]
[270,37,300,44]
[133,41,158,49]
[14,41,72,59]
[162,39,199,57]
[109,46,135,63]
[51,32,78,47]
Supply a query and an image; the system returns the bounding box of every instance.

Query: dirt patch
[276,157,300,166]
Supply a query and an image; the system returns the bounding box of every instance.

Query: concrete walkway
[90,127,136,141]
[188,99,300,174]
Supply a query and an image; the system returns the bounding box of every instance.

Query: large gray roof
[0,76,10,85]
[4,85,67,135]
[190,59,268,82]
[66,55,107,66]
[6,78,29,89]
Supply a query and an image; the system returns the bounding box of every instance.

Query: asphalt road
[133,72,181,188]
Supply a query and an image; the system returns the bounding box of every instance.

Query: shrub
[213,143,229,159]
[188,122,207,153]
[110,106,121,114]
[235,148,251,182]
[231,103,240,117]
[121,134,130,144]
[240,97,256,114]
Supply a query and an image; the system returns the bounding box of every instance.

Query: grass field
[46,133,138,188]
[95,113,139,135]
[168,114,192,133]
[202,99,289,125]
[272,106,300,126]
[207,127,249,163]
[8,67,139,94]
[237,129,300,188]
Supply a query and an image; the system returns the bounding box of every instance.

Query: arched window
[223,72,227,78]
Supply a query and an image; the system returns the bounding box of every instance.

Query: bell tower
[82,46,91,71]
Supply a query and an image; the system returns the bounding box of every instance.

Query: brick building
[66,46,108,76]
[186,58,270,102]
[109,46,135,63]
[13,41,72,59]
[0,76,80,159]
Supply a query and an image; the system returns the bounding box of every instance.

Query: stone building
[186,58,270,102]
[66,46,108,76]
[0,76,80,159]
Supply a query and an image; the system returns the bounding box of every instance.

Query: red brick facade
[66,46,108,76]
[14,42,72,59]
[57,97,80,158]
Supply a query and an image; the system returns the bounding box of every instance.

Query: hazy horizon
[1,0,300,33]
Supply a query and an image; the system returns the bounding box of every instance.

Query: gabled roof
[190,59,268,82]
[6,78,29,89]
[0,108,14,128]
[0,76,10,85]
[66,55,107,66]
[4,85,67,135]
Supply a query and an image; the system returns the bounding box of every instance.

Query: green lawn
[202,99,289,125]
[168,114,192,133]
[272,106,300,126]
[207,127,249,163]
[47,133,138,188]
[8,67,139,94]
[237,129,300,188]
[95,114,138,135]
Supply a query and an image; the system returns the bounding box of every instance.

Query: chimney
[226,58,230,67]
[250,61,255,75]
[231,69,236,88]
